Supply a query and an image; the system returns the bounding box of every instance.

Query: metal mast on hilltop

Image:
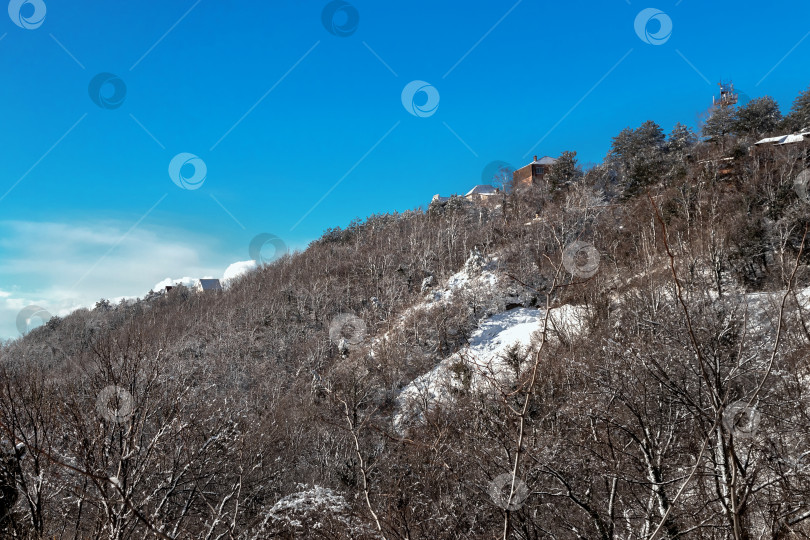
[713,81,739,108]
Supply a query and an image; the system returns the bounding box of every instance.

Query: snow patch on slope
[738,286,810,355]
[260,484,381,538]
[371,251,506,357]
[394,305,587,433]
[428,250,500,304]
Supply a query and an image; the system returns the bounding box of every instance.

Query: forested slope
[3,88,810,538]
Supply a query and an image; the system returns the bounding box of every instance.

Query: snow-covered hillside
[393,255,810,434]
[392,248,589,433]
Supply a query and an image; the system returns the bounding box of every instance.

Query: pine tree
[667,123,698,154]
[610,121,667,198]
[733,96,782,136]
[702,105,738,139]
[782,84,810,132]
[634,120,667,150]
[545,150,582,192]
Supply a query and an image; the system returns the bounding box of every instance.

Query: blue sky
[1,0,809,338]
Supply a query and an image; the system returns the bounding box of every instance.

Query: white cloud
[152,276,203,291]
[153,260,258,293]
[223,260,257,283]
[0,220,234,340]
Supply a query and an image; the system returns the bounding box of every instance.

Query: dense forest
[2,85,810,539]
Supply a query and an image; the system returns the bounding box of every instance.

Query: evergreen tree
[667,123,698,154]
[609,127,636,162]
[702,105,738,139]
[610,121,667,197]
[733,96,782,136]
[545,150,582,192]
[782,84,810,132]
[634,120,667,150]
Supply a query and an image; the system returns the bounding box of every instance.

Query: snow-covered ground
[430,252,500,303]
[392,257,810,434]
[692,286,810,356]
[391,248,592,432]
[393,305,586,433]
[258,484,381,538]
[370,250,505,358]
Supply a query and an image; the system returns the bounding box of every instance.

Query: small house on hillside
[196,279,222,292]
[513,156,557,188]
[430,185,501,208]
[464,184,499,201]
[754,130,810,147]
